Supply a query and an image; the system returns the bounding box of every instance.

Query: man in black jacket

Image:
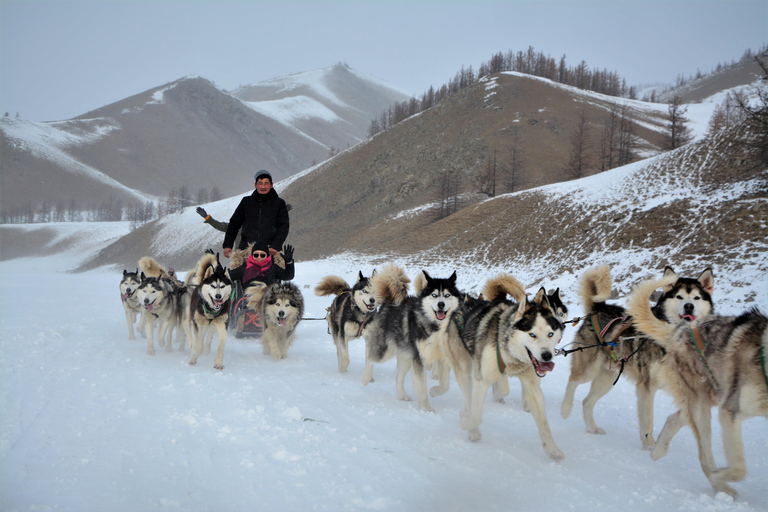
[222,170,289,259]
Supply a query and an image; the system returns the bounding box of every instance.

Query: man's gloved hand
[282,244,294,263]
[196,207,208,218]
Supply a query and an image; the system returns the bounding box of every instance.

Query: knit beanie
[254,170,272,183]
[251,241,270,254]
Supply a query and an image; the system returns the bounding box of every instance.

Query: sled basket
[232,296,262,339]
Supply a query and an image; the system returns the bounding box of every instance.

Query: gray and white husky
[247,281,304,360]
[628,275,767,497]
[136,272,184,356]
[361,264,460,413]
[439,274,565,460]
[120,269,145,340]
[315,271,377,372]
[186,252,232,370]
[560,265,714,450]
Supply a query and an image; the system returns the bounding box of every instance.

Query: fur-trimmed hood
[229,243,286,270]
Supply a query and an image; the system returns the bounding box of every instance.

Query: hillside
[0,67,410,215]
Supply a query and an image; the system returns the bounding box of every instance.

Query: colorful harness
[590,314,633,362]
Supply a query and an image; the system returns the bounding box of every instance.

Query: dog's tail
[578,265,612,313]
[482,273,525,303]
[372,263,410,306]
[245,282,269,311]
[314,275,351,297]
[192,253,219,284]
[626,275,678,349]
[413,271,426,295]
[138,256,172,280]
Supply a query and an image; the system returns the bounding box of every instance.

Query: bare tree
[196,187,209,205]
[564,110,592,179]
[665,95,694,150]
[617,104,636,167]
[435,169,461,220]
[477,150,498,197]
[502,126,526,192]
[733,56,768,165]
[210,187,222,202]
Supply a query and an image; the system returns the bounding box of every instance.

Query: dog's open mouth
[366,303,376,311]
[143,300,156,312]
[680,314,696,322]
[435,309,447,321]
[278,317,288,327]
[211,298,224,309]
[527,348,555,378]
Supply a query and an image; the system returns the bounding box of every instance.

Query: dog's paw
[214,363,224,370]
[418,403,435,413]
[546,446,565,462]
[429,385,448,397]
[468,428,481,442]
[586,426,606,435]
[495,397,506,404]
[147,349,155,356]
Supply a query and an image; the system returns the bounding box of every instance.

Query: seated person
[228,241,294,289]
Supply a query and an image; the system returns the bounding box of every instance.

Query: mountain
[0,66,410,216]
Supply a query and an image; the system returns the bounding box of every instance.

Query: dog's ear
[514,294,528,320]
[123,269,128,276]
[421,270,431,282]
[533,287,551,311]
[449,271,457,284]
[140,272,147,282]
[661,266,678,292]
[698,268,714,294]
[358,271,364,282]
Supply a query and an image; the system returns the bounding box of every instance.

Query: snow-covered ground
[1,227,766,512]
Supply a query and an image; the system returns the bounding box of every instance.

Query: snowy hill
[0,67,410,216]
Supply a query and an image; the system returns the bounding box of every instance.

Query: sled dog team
[120,252,303,370]
[121,259,767,497]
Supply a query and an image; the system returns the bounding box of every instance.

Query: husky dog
[138,256,186,350]
[627,275,767,497]
[187,252,232,370]
[560,265,714,450]
[361,264,460,413]
[136,272,184,356]
[315,271,378,372]
[247,281,304,360]
[120,269,145,340]
[441,274,565,460]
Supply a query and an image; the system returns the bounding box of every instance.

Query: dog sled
[230,280,263,338]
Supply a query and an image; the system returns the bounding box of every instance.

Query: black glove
[286,203,293,212]
[196,207,208,218]
[282,244,294,263]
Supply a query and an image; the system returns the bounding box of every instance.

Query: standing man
[222,170,289,259]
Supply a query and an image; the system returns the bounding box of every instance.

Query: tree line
[369,45,636,137]
[0,186,223,227]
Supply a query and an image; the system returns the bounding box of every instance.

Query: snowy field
[1,236,766,512]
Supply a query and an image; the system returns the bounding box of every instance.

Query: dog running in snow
[120,268,145,340]
[136,256,185,356]
[560,265,714,450]
[315,271,378,372]
[437,273,565,460]
[627,274,767,497]
[247,281,305,360]
[186,252,232,370]
[361,264,460,413]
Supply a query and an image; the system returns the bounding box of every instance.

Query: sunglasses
[252,252,268,258]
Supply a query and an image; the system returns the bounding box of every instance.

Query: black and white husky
[361,264,460,412]
[136,274,183,356]
[315,271,377,372]
[438,274,565,460]
[120,269,145,340]
[186,252,232,370]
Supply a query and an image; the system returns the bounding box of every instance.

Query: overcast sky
[1,0,765,122]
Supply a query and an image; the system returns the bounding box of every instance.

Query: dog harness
[590,314,633,361]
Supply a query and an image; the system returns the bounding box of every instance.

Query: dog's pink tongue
[539,361,555,373]
[436,311,446,320]
[683,314,696,322]
[145,304,154,311]
[278,318,287,327]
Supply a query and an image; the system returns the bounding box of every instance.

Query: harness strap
[356,315,373,337]
[688,326,718,389]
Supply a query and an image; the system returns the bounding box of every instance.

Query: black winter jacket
[223,188,289,251]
